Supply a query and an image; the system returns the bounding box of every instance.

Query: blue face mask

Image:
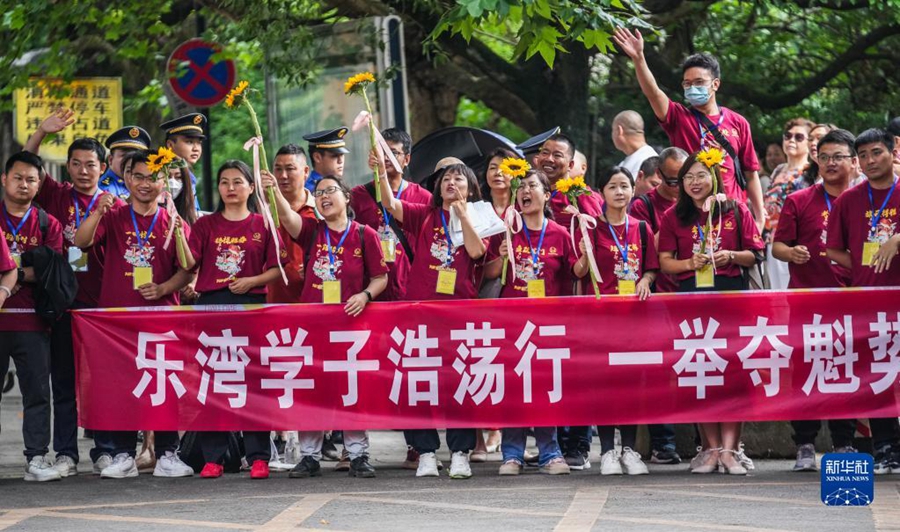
[684,85,711,107]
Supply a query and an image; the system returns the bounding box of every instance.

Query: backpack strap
[689,107,747,191]
[37,207,48,242]
[638,220,648,260]
[365,181,414,261]
[304,222,320,273]
[358,223,366,274]
[637,194,656,233]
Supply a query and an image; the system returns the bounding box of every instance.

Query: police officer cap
[160,113,207,140]
[302,127,350,154]
[516,126,562,157]
[105,125,151,151]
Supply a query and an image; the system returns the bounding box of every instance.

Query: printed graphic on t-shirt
[215,243,246,278]
[691,223,722,255]
[430,233,456,264]
[513,252,543,281]
[312,253,341,282]
[124,239,154,268]
[868,216,896,245]
[611,243,641,282]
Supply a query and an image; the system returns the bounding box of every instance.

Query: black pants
[870,418,900,450]
[0,331,52,461]
[50,303,86,462]
[649,424,677,452]
[791,419,856,448]
[195,290,271,465]
[678,275,745,292]
[558,426,592,454]
[598,425,636,453]
[109,430,180,458]
[405,429,476,454]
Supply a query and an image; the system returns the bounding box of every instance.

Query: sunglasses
[783,132,807,143]
[658,170,678,186]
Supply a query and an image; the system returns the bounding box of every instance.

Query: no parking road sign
[168,39,236,107]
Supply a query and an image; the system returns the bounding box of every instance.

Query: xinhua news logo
[821,453,874,507]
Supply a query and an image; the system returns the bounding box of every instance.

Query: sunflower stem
[246,101,280,228]
[361,89,381,203]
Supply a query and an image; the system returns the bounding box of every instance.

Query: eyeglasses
[817,153,853,165]
[390,150,406,158]
[681,79,714,90]
[683,173,712,183]
[130,173,158,183]
[783,132,807,143]
[518,182,545,192]
[313,185,341,198]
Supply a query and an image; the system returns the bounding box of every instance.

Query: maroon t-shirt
[486,219,576,298]
[1,206,63,331]
[35,177,125,307]
[575,214,660,295]
[630,187,679,293]
[189,212,285,295]
[550,187,603,230]
[350,180,432,301]
[400,203,487,301]
[295,219,389,304]
[0,233,15,272]
[826,180,900,287]
[658,203,764,281]
[774,183,849,289]
[266,204,318,304]
[659,100,760,202]
[93,205,191,308]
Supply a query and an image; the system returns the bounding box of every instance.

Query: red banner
[73,289,900,431]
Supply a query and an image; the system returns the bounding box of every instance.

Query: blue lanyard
[325,222,351,275]
[867,180,897,235]
[522,219,548,270]
[73,190,100,229]
[822,186,833,213]
[130,206,160,250]
[608,216,630,275]
[2,205,33,246]
[696,221,706,247]
[696,112,725,146]
[380,180,405,228]
[440,211,455,266]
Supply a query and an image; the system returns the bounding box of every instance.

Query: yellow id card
[863,241,880,266]
[323,280,342,304]
[68,247,88,272]
[527,279,546,298]
[436,269,457,295]
[381,239,396,263]
[696,264,715,288]
[133,266,153,289]
[617,279,636,295]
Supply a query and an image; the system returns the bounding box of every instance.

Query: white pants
[298,431,368,460]
[766,245,791,290]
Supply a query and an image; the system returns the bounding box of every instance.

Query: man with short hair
[827,128,900,474]
[613,28,765,231]
[633,155,660,198]
[517,127,560,167]
[0,151,65,482]
[536,133,603,229]
[887,116,900,177]
[613,110,658,178]
[161,113,205,211]
[572,150,588,178]
[302,127,349,192]
[30,133,126,476]
[774,129,857,472]
[73,150,195,479]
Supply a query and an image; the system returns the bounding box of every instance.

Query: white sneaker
[24,456,62,482]
[93,453,113,475]
[449,451,472,479]
[53,455,78,478]
[620,447,649,475]
[153,451,194,478]
[600,450,623,475]
[101,453,138,479]
[416,452,440,477]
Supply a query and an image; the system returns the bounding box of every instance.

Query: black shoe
[332,431,344,445]
[564,450,586,470]
[650,449,682,465]
[321,435,340,461]
[289,456,322,478]
[349,455,376,478]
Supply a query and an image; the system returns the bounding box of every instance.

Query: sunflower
[555,177,574,194]
[572,175,587,189]
[499,157,530,179]
[147,147,180,175]
[697,147,725,168]
[225,80,250,109]
[344,72,376,95]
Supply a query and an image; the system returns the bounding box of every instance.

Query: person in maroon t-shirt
[30,134,126,475]
[351,128,431,302]
[378,161,486,479]
[263,144,319,304]
[773,129,857,473]
[0,231,16,308]
[0,151,65,482]
[74,151,194,480]
[184,160,285,481]
[658,151,764,476]
[826,128,900,474]
[536,134,604,229]
[613,28,764,230]
[268,173,388,480]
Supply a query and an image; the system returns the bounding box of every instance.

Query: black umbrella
[408,127,521,191]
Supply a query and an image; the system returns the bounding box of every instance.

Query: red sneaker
[200,463,223,478]
[250,460,269,479]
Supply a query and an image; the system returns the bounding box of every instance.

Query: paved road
[0,393,896,531]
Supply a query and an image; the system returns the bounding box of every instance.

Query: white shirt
[618,144,658,178]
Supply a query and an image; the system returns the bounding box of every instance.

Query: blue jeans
[649,424,677,452]
[502,427,562,466]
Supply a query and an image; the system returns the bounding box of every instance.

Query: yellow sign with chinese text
[14,78,123,162]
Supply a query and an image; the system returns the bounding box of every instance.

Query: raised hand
[41,108,76,134]
[612,28,644,61]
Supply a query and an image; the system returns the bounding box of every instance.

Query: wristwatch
[363,289,373,302]
[729,251,735,263]
[16,267,25,284]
